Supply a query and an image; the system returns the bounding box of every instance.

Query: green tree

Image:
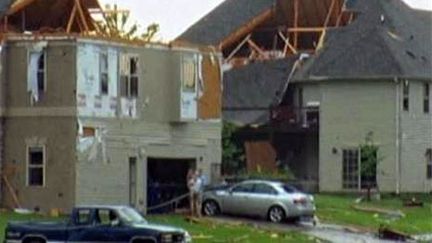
[222,122,245,175]
[96,4,159,41]
[360,131,382,201]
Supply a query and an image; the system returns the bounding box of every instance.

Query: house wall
[74,41,222,212]
[75,118,221,212]
[305,80,398,192]
[2,41,77,211]
[400,80,432,192]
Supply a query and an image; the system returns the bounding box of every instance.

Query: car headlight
[161,233,173,243]
[6,231,21,239]
[184,231,192,243]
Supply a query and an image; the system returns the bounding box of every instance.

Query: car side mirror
[110,219,120,227]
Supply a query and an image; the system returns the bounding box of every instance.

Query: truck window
[96,209,114,225]
[76,209,91,225]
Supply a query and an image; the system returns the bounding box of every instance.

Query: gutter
[394,77,401,194]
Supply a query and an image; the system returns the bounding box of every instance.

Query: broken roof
[177,0,275,46]
[224,57,297,125]
[0,0,11,18]
[294,0,432,80]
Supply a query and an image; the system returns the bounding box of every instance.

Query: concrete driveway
[205,216,401,243]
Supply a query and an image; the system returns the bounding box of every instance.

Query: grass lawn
[147,214,319,243]
[315,194,432,234]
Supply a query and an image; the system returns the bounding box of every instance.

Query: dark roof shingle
[177,0,275,46]
[294,0,432,80]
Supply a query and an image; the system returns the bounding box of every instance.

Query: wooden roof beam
[288,27,325,32]
[218,7,274,50]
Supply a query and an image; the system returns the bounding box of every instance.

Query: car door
[67,208,99,241]
[85,209,131,242]
[248,183,279,217]
[222,183,254,215]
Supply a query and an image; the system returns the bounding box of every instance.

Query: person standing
[191,169,204,217]
[186,168,195,216]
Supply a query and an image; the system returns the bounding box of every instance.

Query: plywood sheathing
[245,141,277,173]
[198,54,222,119]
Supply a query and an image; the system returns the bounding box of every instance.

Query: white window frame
[402,80,409,111]
[120,54,139,98]
[181,55,198,94]
[26,145,46,187]
[427,149,432,180]
[28,50,47,93]
[424,83,430,114]
[342,148,360,190]
[99,51,109,96]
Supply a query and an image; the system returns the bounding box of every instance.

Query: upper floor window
[402,80,409,111]
[181,56,197,93]
[28,50,46,102]
[424,83,430,114]
[100,52,109,95]
[27,146,45,186]
[120,55,139,98]
[427,149,432,179]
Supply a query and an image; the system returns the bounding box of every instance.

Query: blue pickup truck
[4,205,191,243]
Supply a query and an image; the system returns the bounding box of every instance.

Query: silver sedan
[201,180,315,223]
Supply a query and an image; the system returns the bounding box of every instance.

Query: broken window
[402,80,409,111]
[427,149,432,179]
[120,55,139,98]
[82,127,96,137]
[182,56,197,93]
[424,83,430,114]
[28,50,46,102]
[342,148,359,189]
[27,146,45,186]
[100,52,109,95]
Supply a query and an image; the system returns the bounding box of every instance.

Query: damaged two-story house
[0,0,222,212]
[177,0,432,193]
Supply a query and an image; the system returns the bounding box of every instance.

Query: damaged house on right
[177,0,432,193]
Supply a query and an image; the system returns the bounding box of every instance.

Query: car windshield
[118,207,147,224]
[282,184,299,193]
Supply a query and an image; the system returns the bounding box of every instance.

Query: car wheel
[268,206,285,223]
[23,237,46,243]
[202,200,220,216]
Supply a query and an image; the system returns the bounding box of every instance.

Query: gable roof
[294,0,432,81]
[224,57,297,125]
[177,0,275,46]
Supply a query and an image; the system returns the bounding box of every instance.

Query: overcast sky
[99,0,432,41]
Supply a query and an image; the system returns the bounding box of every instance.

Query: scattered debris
[403,197,424,207]
[378,226,412,241]
[351,205,405,220]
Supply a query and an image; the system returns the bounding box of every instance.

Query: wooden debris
[378,226,412,241]
[403,198,424,207]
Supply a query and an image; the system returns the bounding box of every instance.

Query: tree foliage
[222,122,245,175]
[360,131,383,200]
[96,4,159,41]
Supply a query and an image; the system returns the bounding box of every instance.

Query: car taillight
[294,197,307,204]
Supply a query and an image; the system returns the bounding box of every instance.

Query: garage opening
[147,158,196,214]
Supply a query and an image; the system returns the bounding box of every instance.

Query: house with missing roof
[176,0,432,193]
[0,0,222,212]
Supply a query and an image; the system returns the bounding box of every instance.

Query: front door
[129,157,137,207]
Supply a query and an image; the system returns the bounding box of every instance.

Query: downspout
[394,77,401,194]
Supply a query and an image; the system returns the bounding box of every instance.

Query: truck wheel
[23,237,46,243]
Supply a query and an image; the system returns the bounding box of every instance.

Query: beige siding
[75,118,221,211]
[317,80,397,192]
[400,80,432,192]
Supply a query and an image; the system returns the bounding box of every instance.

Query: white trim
[26,145,46,187]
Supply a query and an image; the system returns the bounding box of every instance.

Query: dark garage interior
[147,158,196,213]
